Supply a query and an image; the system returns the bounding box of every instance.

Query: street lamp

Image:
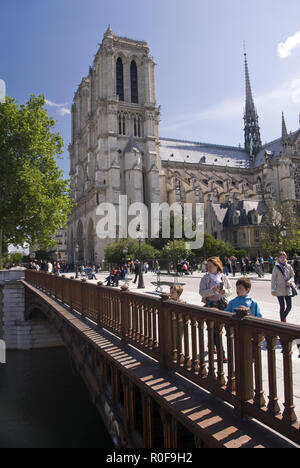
[136,224,145,289]
[123,248,129,286]
[75,243,79,279]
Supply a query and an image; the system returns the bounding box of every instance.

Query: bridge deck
[22,280,297,448]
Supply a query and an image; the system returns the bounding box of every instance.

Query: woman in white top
[199,257,233,310]
[271,251,295,322]
[199,257,233,362]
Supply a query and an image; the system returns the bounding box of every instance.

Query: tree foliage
[260,201,300,256]
[0,95,72,267]
[160,239,191,261]
[193,233,236,260]
[104,239,159,265]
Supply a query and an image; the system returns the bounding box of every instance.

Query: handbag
[291,285,298,297]
[276,265,298,297]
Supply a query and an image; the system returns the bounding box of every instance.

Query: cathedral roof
[212,200,265,228]
[254,129,299,168]
[159,137,249,169]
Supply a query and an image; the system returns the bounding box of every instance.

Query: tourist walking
[222,257,231,276]
[271,251,296,322]
[47,261,53,274]
[201,260,207,273]
[241,257,247,276]
[267,255,274,274]
[230,256,237,277]
[255,257,263,278]
[133,260,140,284]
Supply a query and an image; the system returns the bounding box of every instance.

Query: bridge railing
[25,270,300,445]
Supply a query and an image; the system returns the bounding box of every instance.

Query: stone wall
[0,270,63,350]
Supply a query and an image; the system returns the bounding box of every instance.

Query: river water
[0,347,114,448]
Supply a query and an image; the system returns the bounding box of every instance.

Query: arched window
[233,211,240,226]
[134,116,137,137]
[131,60,138,103]
[175,175,181,203]
[116,58,124,101]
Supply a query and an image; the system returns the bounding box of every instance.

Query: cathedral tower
[68,27,161,264]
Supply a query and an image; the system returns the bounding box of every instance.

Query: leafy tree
[148,213,194,250]
[261,201,300,256]
[160,239,191,262]
[193,233,235,260]
[8,252,23,265]
[105,239,159,265]
[0,95,72,267]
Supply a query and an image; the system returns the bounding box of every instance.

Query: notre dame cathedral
[67,26,300,265]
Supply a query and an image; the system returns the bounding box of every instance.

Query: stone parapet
[0,271,63,350]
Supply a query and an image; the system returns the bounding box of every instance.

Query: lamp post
[136,225,145,289]
[281,229,287,251]
[123,248,129,286]
[75,244,79,279]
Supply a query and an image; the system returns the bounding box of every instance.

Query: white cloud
[45,98,71,116]
[160,76,300,134]
[291,78,300,104]
[278,30,300,59]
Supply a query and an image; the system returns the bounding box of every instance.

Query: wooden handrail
[24,270,300,445]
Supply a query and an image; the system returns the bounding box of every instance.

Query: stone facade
[0,270,63,350]
[68,26,161,265]
[67,27,300,261]
[47,228,68,262]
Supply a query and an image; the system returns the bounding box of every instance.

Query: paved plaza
[65,270,300,422]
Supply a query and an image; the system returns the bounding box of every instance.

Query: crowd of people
[26,250,300,357]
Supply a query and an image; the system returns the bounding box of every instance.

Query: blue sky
[1,0,300,179]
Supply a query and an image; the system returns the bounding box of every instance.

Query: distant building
[67,26,300,262]
[47,228,67,262]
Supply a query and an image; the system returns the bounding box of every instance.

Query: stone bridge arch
[24,290,63,349]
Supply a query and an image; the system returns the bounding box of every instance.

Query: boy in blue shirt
[226,277,262,317]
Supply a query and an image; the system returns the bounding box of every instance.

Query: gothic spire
[243,50,262,159]
[244,53,255,113]
[281,112,288,141]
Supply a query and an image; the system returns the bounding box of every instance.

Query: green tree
[193,233,235,260]
[261,201,300,256]
[8,252,23,265]
[148,213,194,250]
[0,95,72,267]
[161,239,191,262]
[104,239,159,265]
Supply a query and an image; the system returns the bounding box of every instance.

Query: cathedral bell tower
[68,26,161,264]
